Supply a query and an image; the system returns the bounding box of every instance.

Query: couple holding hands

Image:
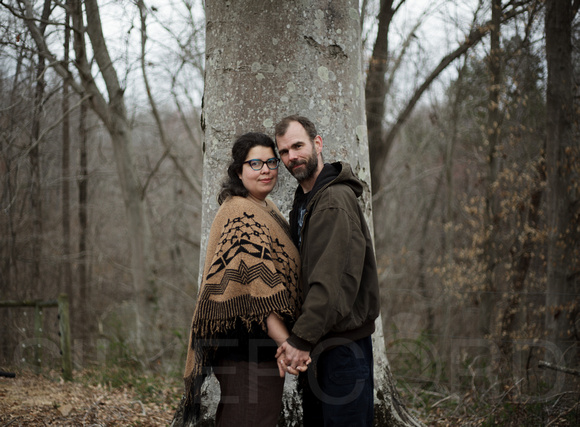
[180,115,380,427]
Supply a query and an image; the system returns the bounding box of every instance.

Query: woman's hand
[276,341,311,376]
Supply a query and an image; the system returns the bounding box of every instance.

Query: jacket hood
[293,161,364,203]
[313,162,363,200]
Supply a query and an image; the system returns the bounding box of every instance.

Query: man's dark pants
[301,335,374,427]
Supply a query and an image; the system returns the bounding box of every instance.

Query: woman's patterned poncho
[182,196,301,423]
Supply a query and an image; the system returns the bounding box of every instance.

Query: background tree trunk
[194,1,421,425]
[73,0,156,360]
[479,0,502,339]
[61,5,73,323]
[29,16,47,300]
[544,0,579,367]
[77,97,89,344]
[366,0,399,192]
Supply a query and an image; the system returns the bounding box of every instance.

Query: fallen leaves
[0,371,174,426]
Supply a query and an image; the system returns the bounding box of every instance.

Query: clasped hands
[275,341,311,377]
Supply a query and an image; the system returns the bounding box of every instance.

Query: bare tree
[61,1,73,314]
[366,0,531,192]
[77,96,89,343]
[3,0,156,359]
[544,0,580,366]
[28,0,52,299]
[479,0,503,339]
[365,0,406,191]
[497,2,546,391]
[136,0,202,197]
[0,13,27,292]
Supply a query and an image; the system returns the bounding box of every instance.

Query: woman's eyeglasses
[244,158,280,171]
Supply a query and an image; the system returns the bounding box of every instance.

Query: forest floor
[0,370,177,426]
[1,369,578,426]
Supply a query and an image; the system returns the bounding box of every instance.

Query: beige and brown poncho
[182,196,301,422]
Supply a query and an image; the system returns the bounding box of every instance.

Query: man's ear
[314,135,323,154]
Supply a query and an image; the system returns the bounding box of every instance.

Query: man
[274,115,380,426]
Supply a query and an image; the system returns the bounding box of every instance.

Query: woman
[182,132,303,426]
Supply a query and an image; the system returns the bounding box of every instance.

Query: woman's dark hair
[218,132,277,205]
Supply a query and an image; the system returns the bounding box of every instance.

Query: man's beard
[288,148,318,182]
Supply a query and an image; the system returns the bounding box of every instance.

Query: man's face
[276,121,321,183]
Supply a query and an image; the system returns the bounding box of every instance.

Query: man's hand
[276,341,311,377]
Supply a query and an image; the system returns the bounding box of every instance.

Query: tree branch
[539,360,580,377]
[381,5,527,161]
[17,0,85,96]
[83,0,124,106]
[137,0,202,197]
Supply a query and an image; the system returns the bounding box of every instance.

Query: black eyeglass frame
[243,157,280,171]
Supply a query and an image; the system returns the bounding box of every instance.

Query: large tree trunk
[544,0,579,367]
[185,1,422,426]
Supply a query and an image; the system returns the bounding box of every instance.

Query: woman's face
[238,146,278,201]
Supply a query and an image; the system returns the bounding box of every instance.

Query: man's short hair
[274,115,318,142]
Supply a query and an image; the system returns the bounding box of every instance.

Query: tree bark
[78,97,89,343]
[479,0,502,339]
[185,1,422,426]
[544,0,579,366]
[2,32,25,291]
[61,4,73,321]
[365,0,397,192]
[27,0,52,299]
[0,33,27,357]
